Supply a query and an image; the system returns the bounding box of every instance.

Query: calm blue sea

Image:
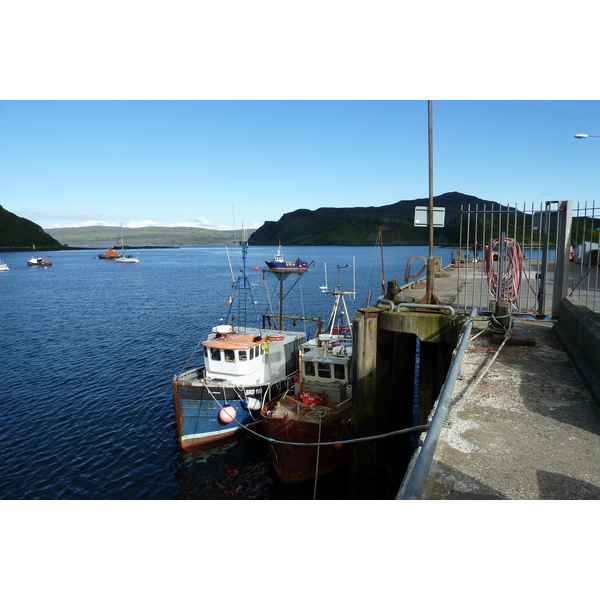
[0,244,454,500]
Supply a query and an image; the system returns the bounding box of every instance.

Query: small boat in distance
[114,224,139,263]
[27,256,53,267]
[265,244,308,273]
[98,247,122,260]
[115,254,139,263]
[27,246,53,267]
[261,263,355,484]
[0,257,8,271]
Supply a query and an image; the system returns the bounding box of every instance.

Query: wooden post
[350,308,381,499]
[350,310,419,498]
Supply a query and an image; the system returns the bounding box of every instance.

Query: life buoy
[267,335,284,341]
[300,392,327,406]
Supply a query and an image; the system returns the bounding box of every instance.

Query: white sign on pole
[414,206,445,227]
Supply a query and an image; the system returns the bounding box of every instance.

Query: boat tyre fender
[267,335,284,341]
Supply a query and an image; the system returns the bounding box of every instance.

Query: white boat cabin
[202,325,305,385]
[296,334,352,403]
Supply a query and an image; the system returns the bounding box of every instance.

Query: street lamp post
[574,133,600,139]
[422,100,440,305]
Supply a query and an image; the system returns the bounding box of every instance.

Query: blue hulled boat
[264,244,308,272]
[172,240,309,451]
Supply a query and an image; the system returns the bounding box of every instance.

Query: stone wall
[554,297,600,405]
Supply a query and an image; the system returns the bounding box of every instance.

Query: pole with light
[574,134,600,139]
[422,100,440,305]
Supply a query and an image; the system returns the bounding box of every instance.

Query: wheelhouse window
[224,350,235,362]
[249,347,254,360]
[210,348,221,361]
[304,362,315,377]
[239,350,247,361]
[318,363,331,378]
[334,364,345,379]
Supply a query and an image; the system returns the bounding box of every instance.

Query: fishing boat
[172,240,314,451]
[265,244,309,272]
[27,253,53,267]
[261,264,355,484]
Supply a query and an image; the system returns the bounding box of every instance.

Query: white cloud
[127,219,161,228]
[51,220,119,228]
[47,218,264,230]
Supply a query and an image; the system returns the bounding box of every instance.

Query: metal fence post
[552,200,573,318]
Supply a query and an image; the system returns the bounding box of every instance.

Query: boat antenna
[224,238,262,332]
[353,255,357,300]
[322,263,355,335]
[379,226,386,295]
[225,245,235,283]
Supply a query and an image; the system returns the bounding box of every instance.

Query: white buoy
[245,397,262,411]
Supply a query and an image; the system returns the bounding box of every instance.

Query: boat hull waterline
[262,398,351,483]
[173,375,296,450]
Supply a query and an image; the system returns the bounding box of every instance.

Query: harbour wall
[554,296,600,406]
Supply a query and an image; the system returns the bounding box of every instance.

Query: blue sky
[2,100,600,231]
[3,4,600,233]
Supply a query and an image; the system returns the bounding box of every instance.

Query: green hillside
[0,205,64,249]
[44,226,257,247]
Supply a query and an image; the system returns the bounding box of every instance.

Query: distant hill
[0,205,64,250]
[44,226,257,247]
[249,192,502,246]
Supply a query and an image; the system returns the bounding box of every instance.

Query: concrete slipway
[402,263,600,500]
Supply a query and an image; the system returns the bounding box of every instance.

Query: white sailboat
[114,225,139,263]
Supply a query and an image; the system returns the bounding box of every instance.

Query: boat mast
[224,238,262,331]
[323,263,355,334]
[379,226,386,295]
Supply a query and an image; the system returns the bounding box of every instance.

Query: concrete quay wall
[400,263,600,500]
[554,297,600,406]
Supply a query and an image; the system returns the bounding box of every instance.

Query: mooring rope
[204,390,428,445]
[313,417,323,500]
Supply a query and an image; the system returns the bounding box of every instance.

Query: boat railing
[396,307,478,500]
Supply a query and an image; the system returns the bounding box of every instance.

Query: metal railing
[451,201,595,317]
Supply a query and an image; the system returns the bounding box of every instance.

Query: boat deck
[264,394,351,423]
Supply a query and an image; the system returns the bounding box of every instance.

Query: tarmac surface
[406,263,600,500]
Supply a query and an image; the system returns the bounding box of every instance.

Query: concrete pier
[400,262,600,500]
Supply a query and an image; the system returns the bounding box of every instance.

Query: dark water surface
[0,245,453,500]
